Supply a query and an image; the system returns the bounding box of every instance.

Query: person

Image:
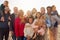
[11,7,18,40]
[51,5,59,16]
[25,10,32,23]
[0,1,9,14]
[40,7,46,16]
[46,6,54,40]
[0,7,11,40]
[46,6,52,28]
[24,17,34,40]
[15,10,25,40]
[51,5,60,27]
[32,12,41,40]
[37,15,46,40]
[31,8,37,19]
[51,5,60,40]
[32,12,46,40]
[32,12,41,28]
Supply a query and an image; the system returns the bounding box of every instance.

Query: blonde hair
[36,12,41,18]
[40,15,46,20]
[35,15,46,27]
[18,10,25,23]
[18,10,24,17]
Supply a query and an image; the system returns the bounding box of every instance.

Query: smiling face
[13,7,18,14]
[18,10,24,17]
[4,7,10,14]
[40,7,45,15]
[47,7,52,15]
[3,1,8,7]
[27,10,31,17]
[32,8,37,14]
[36,12,41,18]
[29,18,33,24]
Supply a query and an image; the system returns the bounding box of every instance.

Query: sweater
[24,23,34,38]
[15,17,25,37]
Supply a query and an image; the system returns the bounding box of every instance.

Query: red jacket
[14,17,25,37]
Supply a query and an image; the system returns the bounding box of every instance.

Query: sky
[0,0,60,15]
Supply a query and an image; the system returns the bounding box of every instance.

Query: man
[0,1,9,13]
[11,7,18,40]
[46,6,52,28]
[45,6,55,40]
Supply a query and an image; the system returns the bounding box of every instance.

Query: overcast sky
[0,0,60,15]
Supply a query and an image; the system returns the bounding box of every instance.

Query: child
[24,17,34,40]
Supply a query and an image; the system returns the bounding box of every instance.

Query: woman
[24,17,34,40]
[32,12,41,40]
[15,10,25,40]
[32,12,46,40]
[0,1,9,15]
[0,7,11,40]
[32,12,41,25]
[51,5,59,40]
[37,15,46,40]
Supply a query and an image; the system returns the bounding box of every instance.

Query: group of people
[0,1,60,40]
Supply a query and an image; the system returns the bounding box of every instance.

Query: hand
[9,31,13,36]
[8,16,11,20]
[26,35,30,39]
[8,22,10,26]
[0,17,4,22]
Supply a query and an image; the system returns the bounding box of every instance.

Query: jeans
[0,28,9,40]
[17,36,26,40]
[12,34,16,40]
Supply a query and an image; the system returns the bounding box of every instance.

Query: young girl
[24,17,34,40]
